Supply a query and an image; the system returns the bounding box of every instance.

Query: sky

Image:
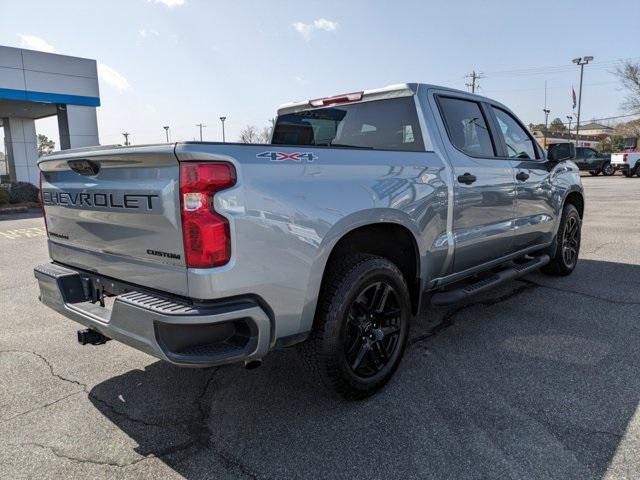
[1,0,639,148]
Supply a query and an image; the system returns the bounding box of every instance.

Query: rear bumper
[34,263,272,367]
[612,161,639,172]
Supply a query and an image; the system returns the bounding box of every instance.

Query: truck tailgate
[39,145,188,296]
[611,153,626,165]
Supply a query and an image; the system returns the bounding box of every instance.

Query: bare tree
[239,125,260,144]
[614,61,640,113]
[613,118,640,138]
[259,117,276,143]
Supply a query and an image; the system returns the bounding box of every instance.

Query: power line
[481,56,640,78]
[538,112,640,128]
[481,80,618,94]
[465,70,484,93]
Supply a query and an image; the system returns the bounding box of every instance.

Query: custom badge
[256,151,317,163]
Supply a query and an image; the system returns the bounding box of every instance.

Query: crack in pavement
[0,349,186,428]
[1,350,262,478]
[407,273,639,351]
[180,368,262,480]
[408,282,537,347]
[2,390,84,423]
[10,442,152,469]
[582,241,618,256]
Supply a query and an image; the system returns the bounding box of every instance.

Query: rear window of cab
[272,97,425,152]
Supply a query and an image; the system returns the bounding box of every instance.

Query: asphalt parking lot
[1,174,639,480]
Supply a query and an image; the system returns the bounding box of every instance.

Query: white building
[0,45,100,185]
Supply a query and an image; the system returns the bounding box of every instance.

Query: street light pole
[543,108,550,148]
[543,109,551,129]
[163,126,170,143]
[566,115,573,136]
[572,56,593,147]
[122,132,130,146]
[196,123,206,142]
[219,116,227,143]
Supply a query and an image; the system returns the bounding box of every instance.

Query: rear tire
[299,254,411,400]
[542,203,581,276]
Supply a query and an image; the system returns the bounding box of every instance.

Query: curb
[0,206,29,215]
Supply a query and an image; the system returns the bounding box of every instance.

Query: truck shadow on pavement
[89,258,640,480]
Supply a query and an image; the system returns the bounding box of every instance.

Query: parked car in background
[571,146,614,176]
[35,83,584,399]
[611,137,640,177]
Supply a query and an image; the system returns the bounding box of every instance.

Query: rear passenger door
[488,105,556,250]
[434,94,517,273]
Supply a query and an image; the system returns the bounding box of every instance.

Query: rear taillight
[623,154,628,163]
[39,171,49,236]
[179,162,236,268]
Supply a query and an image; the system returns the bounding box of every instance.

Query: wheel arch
[322,223,421,314]
[564,190,585,218]
[299,213,423,337]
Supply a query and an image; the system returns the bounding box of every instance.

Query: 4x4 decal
[256,151,317,163]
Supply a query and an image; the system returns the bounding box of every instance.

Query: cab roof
[276,82,496,115]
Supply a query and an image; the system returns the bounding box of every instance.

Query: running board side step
[430,254,549,306]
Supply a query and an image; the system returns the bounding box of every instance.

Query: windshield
[272,97,424,152]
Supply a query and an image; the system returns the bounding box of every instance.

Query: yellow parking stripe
[0,227,47,240]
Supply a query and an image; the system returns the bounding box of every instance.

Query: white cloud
[146,0,185,7]
[293,18,339,40]
[17,34,55,53]
[138,28,160,38]
[97,63,131,92]
[137,28,160,46]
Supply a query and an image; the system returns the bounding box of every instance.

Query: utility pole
[572,56,594,147]
[122,132,130,146]
[219,116,227,143]
[163,125,170,143]
[196,123,206,142]
[465,70,484,93]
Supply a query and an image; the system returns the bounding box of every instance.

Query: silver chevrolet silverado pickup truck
[35,83,584,399]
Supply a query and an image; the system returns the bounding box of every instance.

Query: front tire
[542,203,581,276]
[601,162,615,176]
[299,254,411,400]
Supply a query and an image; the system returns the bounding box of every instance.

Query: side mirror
[547,142,575,162]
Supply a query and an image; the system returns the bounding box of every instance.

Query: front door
[489,106,556,250]
[434,95,517,273]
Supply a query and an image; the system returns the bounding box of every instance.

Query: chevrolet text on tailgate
[36,83,584,399]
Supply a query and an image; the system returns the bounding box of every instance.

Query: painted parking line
[0,227,47,240]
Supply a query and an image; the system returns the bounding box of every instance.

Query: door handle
[457,172,477,185]
[516,171,530,182]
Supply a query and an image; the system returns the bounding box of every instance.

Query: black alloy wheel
[562,214,580,269]
[300,254,411,400]
[344,281,403,378]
